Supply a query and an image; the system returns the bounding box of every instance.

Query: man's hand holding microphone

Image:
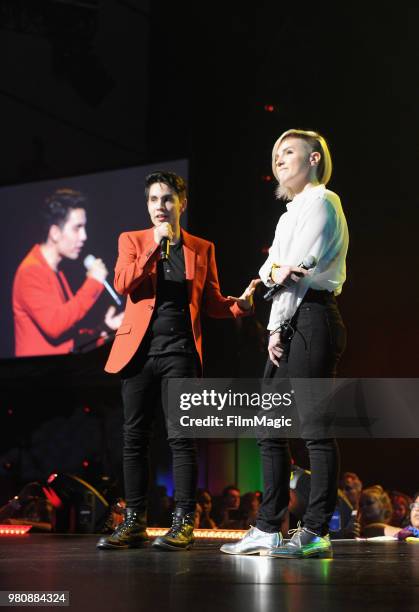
[154,222,174,260]
[84,254,124,330]
[85,256,108,284]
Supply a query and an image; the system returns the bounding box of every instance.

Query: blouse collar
[286,184,325,211]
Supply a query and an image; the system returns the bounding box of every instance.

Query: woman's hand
[271,265,308,286]
[268,330,285,366]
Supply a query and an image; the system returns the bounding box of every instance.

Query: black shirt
[147,240,195,355]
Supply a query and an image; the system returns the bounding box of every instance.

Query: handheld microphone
[263,255,317,301]
[160,237,170,261]
[83,254,122,306]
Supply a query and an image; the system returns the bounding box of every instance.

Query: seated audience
[238,492,261,528]
[340,471,363,511]
[389,490,412,528]
[288,466,356,538]
[195,490,217,529]
[396,492,419,540]
[357,485,396,537]
[214,485,242,529]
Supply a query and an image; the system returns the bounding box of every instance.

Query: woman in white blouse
[221,129,349,559]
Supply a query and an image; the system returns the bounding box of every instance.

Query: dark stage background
[0,2,417,506]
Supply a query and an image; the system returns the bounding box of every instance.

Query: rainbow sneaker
[268,525,332,559]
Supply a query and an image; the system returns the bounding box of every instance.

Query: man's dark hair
[144,171,187,201]
[42,188,87,241]
[222,485,240,498]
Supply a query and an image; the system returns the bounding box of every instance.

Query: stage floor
[0,535,418,611]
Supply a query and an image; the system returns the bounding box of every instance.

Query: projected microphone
[160,237,170,261]
[83,254,122,306]
[263,255,317,301]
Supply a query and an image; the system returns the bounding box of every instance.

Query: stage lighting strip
[0,525,32,535]
[146,528,247,539]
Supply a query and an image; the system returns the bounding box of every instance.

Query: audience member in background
[357,485,395,537]
[389,491,412,528]
[255,491,263,504]
[396,492,419,540]
[194,490,217,529]
[100,499,126,534]
[288,466,356,538]
[340,472,363,511]
[238,492,261,528]
[329,492,357,539]
[215,485,242,529]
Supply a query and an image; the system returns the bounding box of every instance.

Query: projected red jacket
[105,228,249,373]
[13,244,104,357]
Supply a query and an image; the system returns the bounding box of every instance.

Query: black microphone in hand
[160,237,170,261]
[263,255,317,301]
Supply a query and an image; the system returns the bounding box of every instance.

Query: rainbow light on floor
[146,528,247,539]
[0,525,32,535]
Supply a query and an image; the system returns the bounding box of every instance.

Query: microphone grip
[263,257,316,302]
[263,283,285,301]
[103,280,122,306]
[160,237,170,261]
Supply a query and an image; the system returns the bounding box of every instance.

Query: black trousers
[120,348,199,514]
[256,290,347,536]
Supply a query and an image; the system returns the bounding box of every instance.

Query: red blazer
[13,244,104,357]
[105,228,248,373]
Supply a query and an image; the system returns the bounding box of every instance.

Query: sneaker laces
[287,521,304,537]
[288,522,323,539]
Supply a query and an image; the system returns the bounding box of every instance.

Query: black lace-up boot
[152,507,195,551]
[96,508,148,549]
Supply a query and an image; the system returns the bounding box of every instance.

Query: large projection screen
[1,159,188,358]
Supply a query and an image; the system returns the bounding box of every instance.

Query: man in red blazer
[98,171,258,551]
[13,189,121,357]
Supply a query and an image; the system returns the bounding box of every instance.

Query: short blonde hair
[271,129,333,188]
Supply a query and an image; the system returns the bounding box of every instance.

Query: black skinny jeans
[120,348,199,515]
[256,290,346,536]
